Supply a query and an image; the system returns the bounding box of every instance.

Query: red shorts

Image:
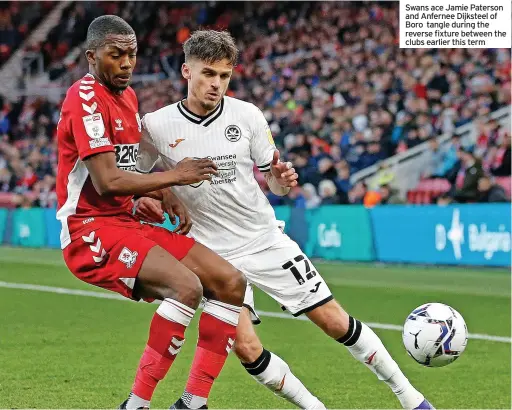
[63,221,195,301]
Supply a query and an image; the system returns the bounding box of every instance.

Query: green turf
[0,247,510,409]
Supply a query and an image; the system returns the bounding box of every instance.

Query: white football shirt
[136,96,282,258]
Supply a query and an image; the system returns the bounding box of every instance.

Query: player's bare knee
[164,274,203,308]
[224,268,247,304]
[177,275,203,308]
[212,267,246,305]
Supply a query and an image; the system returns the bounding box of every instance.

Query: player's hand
[161,189,192,235]
[270,150,298,188]
[173,157,218,185]
[134,197,165,224]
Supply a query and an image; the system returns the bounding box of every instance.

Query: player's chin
[113,76,131,89]
[201,100,217,110]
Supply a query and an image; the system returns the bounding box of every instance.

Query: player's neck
[183,97,217,117]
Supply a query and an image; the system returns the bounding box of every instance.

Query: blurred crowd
[0,1,510,209]
[425,119,511,205]
[0,1,54,65]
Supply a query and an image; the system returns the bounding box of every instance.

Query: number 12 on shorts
[282,255,317,285]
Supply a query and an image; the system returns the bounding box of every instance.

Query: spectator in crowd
[426,136,462,180]
[334,160,352,194]
[317,157,338,183]
[32,174,57,208]
[441,135,463,181]
[405,127,422,149]
[379,184,404,205]
[363,190,381,208]
[489,131,511,177]
[477,176,509,203]
[282,186,306,208]
[452,148,485,203]
[0,167,14,192]
[302,183,321,209]
[426,138,446,178]
[318,179,346,205]
[369,162,395,190]
[348,181,367,205]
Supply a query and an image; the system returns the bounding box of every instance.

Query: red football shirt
[56,73,142,249]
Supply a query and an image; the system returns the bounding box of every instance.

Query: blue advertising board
[10,208,46,248]
[371,204,511,267]
[1,204,509,267]
[44,208,61,248]
[304,205,375,261]
[0,208,7,244]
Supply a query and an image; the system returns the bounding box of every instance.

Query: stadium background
[0,1,510,409]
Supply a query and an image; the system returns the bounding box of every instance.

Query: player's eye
[129,54,136,58]
[221,74,230,79]
[111,55,120,59]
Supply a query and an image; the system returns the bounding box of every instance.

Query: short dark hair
[183,30,238,66]
[86,15,135,50]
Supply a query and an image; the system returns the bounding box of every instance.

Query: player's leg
[146,227,246,409]
[241,236,432,410]
[122,244,204,409]
[305,301,433,409]
[234,305,325,410]
[173,243,246,409]
[63,224,203,410]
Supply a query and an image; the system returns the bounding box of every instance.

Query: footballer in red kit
[55,16,247,409]
[56,72,140,241]
[56,72,192,298]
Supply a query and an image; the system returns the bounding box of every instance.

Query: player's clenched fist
[173,157,218,185]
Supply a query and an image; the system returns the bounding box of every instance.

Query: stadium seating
[407,176,511,204]
[407,179,452,204]
[0,1,510,208]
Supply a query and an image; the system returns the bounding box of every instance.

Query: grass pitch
[0,247,510,409]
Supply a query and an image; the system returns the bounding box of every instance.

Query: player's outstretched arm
[85,153,217,196]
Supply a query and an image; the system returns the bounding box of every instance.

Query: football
[403,303,468,367]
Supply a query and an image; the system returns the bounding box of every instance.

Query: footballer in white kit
[134,30,434,410]
[136,95,333,319]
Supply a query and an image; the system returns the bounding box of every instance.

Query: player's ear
[182,63,191,80]
[85,49,96,66]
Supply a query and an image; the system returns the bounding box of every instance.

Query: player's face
[183,58,233,112]
[87,34,137,93]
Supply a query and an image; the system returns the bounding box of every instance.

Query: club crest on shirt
[83,113,105,139]
[118,247,138,269]
[225,125,241,142]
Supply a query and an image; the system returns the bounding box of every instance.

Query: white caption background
[400,0,511,48]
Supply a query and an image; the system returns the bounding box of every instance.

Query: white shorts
[227,234,333,324]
